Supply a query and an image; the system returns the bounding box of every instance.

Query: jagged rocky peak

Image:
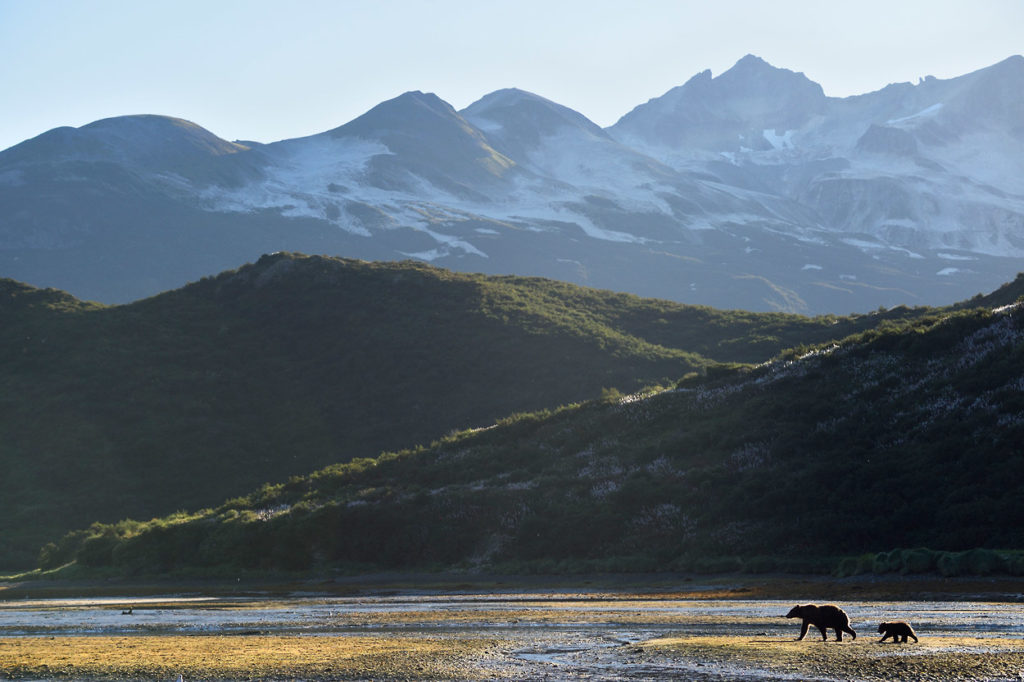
[710,54,826,126]
[716,54,822,94]
[609,54,827,151]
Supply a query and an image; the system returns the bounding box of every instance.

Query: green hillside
[2,253,906,568]
[39,290,1024,576]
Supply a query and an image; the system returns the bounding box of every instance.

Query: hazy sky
[1,0,1021,151]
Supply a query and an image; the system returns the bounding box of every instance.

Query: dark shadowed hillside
[2,253,910,568]
[37,279,1024,576]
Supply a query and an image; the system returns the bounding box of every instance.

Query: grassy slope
[51,292,1024,576]
[2,252,911,568]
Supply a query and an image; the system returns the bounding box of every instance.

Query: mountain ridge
[2,55,1024,313]
[36,267,1024,576]
[4,252,924,569]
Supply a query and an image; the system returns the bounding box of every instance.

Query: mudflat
[1,574,1023,680]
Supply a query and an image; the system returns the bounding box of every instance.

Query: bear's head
[786,605,812,619]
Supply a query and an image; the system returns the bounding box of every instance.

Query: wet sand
[2,576,1024,680]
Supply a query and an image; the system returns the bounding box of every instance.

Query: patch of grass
[0,634,505,681]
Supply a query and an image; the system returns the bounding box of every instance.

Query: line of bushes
[835,547,1024,577]
[499,549,1024,578]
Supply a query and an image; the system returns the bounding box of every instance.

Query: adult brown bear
[785,604,857,641]
[878,621,918,643]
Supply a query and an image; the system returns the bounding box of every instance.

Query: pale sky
[1,0,1021,151]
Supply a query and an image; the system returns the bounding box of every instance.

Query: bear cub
[785,604,857,641]
[878,621,918,643]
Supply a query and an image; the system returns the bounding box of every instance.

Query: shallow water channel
[2,592,1024,680]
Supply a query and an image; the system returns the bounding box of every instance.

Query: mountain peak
[970,53,1024,83]
[462,87,608,142]
[85,113,212,135]
[84,115,246,155]
[609,55,826,150]
[319,90,515,195]
[330,90,465,139]
[463,87,549,113]
[943,54,1024,130]
[716,54,821,93]
[732,53,773,70]
[392,90,449,108]
[990,53,1024,71]
[0,114,246,169]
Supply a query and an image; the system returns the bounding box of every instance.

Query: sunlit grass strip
[0,634,506,680]
[642,634,1024,681]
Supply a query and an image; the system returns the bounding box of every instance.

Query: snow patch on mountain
[887,103,944,127]
[763,129,796,150]
[199,136,392,236]
[521,128,674,213]
[399,226,488,261]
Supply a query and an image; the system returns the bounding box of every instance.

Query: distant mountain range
[2,55,1023,312]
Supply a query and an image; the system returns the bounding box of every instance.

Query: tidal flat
[1,575,1024,680]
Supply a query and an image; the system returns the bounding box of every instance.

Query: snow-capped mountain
[612,55,830,154]
[611,54,1024,258]
[2,55,1023,313]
